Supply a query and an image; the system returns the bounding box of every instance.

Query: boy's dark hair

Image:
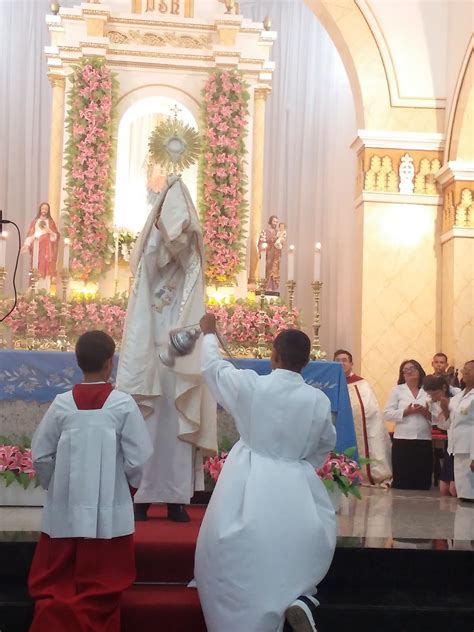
[75,330,116,373]
[273,329,310,372]
[423,375,450,395]
[333,348,353,363]
[433,352,448,361]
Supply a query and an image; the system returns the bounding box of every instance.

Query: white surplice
[116,175,217,504]
[347,376,392,486]
[31,390,153,539]
[195,335,337,632]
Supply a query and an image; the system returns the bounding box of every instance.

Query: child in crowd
[439,360,474,503]
[195,314,337,632]
[28,330,153,632]
[423,375,457,497]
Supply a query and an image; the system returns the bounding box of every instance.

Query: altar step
[0,503,473,632]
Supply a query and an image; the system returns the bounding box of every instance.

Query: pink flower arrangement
[64,58,118,281]
[203,451,229,482]
[0,442,37,489]
[317,448,367,499]
[1,295,298,351]
[199,70,250,285]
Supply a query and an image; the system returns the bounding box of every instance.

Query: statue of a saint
[22,202,60,291]
[258,215,286,293]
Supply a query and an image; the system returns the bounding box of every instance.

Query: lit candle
[287,244,295,281]
[259,241,267,280]
[32,238,39,270]
[0,232,7,268]
[114,232,119,283]
[313,242,321,281]
[63,238,70,271]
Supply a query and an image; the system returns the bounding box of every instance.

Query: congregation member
[423,375,457,497]
[429,352,460,388]
[28,331,153,632]
[195,315,337,632]
[439,360,474,503]
[334,349,392,487]
[383,360,432,490]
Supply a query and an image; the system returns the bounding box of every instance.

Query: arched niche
[114,90,199,232]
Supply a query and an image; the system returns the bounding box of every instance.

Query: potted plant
[0,436,44,506]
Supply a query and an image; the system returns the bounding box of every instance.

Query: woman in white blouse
[383,360,432,489]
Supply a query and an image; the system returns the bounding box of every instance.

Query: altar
[0,350,356,454]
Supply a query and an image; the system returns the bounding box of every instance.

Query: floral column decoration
[199,69,250,286]
[63,58,118,282]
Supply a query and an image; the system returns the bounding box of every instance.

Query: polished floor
[0,488,473,547]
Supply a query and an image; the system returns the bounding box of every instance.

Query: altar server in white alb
[117,173,217,522]
[334,349,392,486]
[439,360,474,502]
[195,315,337,632]
[28,331,153,632]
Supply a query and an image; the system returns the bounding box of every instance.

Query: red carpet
[121,504,208,631]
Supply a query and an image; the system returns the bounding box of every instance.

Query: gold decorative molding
[360,149,442,195]
[106,28,212,49]
[48,74,66,89]
[254,86,271,101]
[443,184,474,231]
[111,17,211,31]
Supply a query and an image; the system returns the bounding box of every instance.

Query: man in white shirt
[334,349,392,487]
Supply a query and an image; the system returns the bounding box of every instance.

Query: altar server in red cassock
[28,331,153,632]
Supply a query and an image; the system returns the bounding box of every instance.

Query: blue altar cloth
[0,351,356,454]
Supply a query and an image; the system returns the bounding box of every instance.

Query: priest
[334,349,392,487]
[117,173,217,522]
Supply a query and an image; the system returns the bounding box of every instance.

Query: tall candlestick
[0,232,7,268]
[113,232,119,294]
[259,241,267,280]
[287,244,295,281]
[63,238,70,271]
[32,238,39,270]
[313,242,321,281]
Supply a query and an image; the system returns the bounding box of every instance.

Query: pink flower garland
[0,445,37,489]
[64,58,117,281]
[199,70,250,286]
[1,296,297,349]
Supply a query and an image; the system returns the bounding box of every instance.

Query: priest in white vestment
[195,317,337,632]
[334,349,392,487]
[117,174,217,521]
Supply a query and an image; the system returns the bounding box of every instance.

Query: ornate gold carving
[414,158,441,194]
[48,75,66,89]
[363,150,442,194]
[443,186,474,231]
[106,28,212,48]
[254,86,271,101]
[364,155,397,193]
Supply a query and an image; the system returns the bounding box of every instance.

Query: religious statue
[22,202,59,291]
[258,215,286,293]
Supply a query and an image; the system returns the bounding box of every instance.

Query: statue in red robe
[23,203,59,290]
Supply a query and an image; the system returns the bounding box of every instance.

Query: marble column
[249,86,271,285]
[47,74,66,225]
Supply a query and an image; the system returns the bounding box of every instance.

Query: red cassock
[25,217,60,278]
[28,383,136,632]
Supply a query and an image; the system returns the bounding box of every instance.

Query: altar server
[28,330,153,632]
[195,315,337,632]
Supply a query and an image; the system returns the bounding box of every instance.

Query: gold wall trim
[106,29,212,49]
[110,17,213,31]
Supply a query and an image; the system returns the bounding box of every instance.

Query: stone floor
[1,487,473,546]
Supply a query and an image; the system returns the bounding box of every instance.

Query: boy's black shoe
[285,594,319,632]
[134,503,150,521]
[167,503,191,522]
